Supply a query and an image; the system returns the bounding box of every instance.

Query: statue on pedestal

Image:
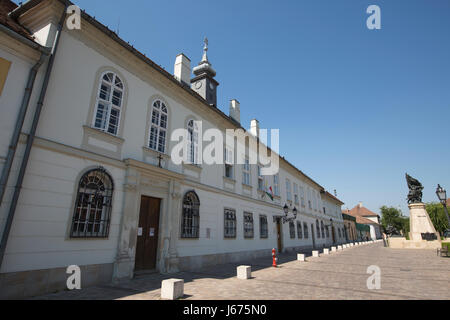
[406,173,423,204]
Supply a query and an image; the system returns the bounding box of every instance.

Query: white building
[0,0,346,299]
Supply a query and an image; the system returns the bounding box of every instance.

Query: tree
[380,206,409,236]
[425,202,449,236]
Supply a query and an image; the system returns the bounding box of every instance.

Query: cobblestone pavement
[33,242,450,300]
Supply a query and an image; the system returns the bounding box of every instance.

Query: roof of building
[343,206,380,225]
[349,203,379,217]
[447,198,450,207]
[0,0,35,40]
[7,0,345,205]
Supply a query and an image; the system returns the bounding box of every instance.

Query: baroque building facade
[0,0,346,298]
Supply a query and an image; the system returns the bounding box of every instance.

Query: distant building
[341,213,357,242]
[345,203,382,240]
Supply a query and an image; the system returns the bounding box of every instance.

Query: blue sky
[18,0,450,216]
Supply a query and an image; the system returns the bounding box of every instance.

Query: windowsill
[142,146,170,159]
[83,125,124,143]
[223,176,236,184]
[242,183,253,190]
[82,125,124,159]
[182,162,203,172]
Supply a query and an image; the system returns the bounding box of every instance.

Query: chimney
[358,202,363,208]
[229,99,240,123]
[250,119,260,138]
[174,53,191,85]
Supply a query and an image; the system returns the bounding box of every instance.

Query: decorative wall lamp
[435,184,450,236]
[282,203,297,223]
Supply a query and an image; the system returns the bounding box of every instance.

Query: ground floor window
[289,221,296,239]
[70,167,114,238]
[260,215,268,238]
[303,222,309,238]
[244,212,254,238]
[297,221,303,239]
[181,191,200,238]
[224,208,236,238]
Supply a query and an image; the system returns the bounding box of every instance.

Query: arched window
[93,72,124,135]
[187,119,199,164]
[149,99,168,153]
[181,191,200,238]
[316,220,320,238]
[326,225,330,238]
[70,167,114,238]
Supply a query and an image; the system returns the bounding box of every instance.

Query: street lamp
[435,184,450,237]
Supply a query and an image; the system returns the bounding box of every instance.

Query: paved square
[33,243,450,300]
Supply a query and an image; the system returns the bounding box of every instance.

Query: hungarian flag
[265,186,274,201]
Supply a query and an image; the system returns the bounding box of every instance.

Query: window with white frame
[293,183,299,205]
[300,186,305,207]
[286,179,292,202]
[224,147,234,179]
[148,100,168,153]
[243,157,251,186]
[224,208,236,238]
[244,212,254,238]
[187,120,199,164]
[93,72,124,135]
[273,174,280,196]
[257,165,264,190]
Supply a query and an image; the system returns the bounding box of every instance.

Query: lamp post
[436,184,450,236]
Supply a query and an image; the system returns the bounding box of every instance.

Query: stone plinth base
[409,203,440,242]
[388,237,441,249]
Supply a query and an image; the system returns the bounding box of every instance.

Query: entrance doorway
[276,218,283,253]
[311,223,316,249]
[135,196,161,271]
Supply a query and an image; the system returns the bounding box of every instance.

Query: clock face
[195,81,202,89]
[209,82,215,90]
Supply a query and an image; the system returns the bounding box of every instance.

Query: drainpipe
[0,2,69,270]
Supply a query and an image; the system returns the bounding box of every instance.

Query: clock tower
[191,38,219,107]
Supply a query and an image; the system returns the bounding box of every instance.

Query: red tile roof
[343,204,380,225]
[447,198,450,207]
[0,0,34,41]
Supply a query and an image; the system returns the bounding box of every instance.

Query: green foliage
[380,206,409,236]
[426,202,449,236]
[442,242,450,251]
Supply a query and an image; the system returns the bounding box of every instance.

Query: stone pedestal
[297,254,305,261]
[161,279,184,300]
[237,266,252,279]
[409,203,440,241]
[312,250,319,257]
[323,248,329,255]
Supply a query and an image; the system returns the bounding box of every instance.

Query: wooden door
[135,196,161,271]
[276,218,282,253]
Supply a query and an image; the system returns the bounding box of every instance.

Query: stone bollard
[331,246,337,253]
[312,250,319,257]
[323,248,330,255]
[337,245,343,250]
[161,279,184,300]
[237,266,252,279]
[297,253,306,261]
